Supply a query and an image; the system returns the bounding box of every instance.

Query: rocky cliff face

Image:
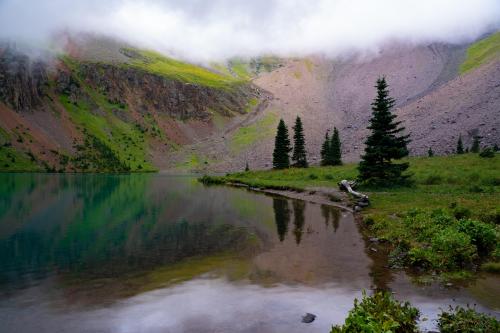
[76,63,251,120]
[0,48,49,112]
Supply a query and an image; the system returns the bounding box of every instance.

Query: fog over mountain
[1,0,499,61]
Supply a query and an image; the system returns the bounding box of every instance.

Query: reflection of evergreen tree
[321,204,330,227]
[330,208,340,232]
[320,205,341,232]
[292,200,306,245]
[272,198,290,242]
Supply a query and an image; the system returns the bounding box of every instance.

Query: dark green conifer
[456,135,464,154]
[320,131,331,166]
[358,77,411,186]
[330,127,342,165]
[427,147,434,157]
[245,162,250,172]
[292,116,308,168]
[494,144,499,152]
[471,135,481,153]
[272,119,291,169]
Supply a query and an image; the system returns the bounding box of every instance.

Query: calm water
[0,173,498,332]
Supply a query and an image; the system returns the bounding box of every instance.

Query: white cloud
[1,0,499,61]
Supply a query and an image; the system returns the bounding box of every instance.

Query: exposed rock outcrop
[0,47,49,111]
[77,63,252,120]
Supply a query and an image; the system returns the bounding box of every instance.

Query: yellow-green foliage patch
[60,94,155,172]
[0,146,40,172]
[126,49,244,89]
[244,97,259,113]
[230,112,278,153]
[229,59,252,80]
[460,32,500,74]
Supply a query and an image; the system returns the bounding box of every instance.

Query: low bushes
[330,292,420,333]
[438,306,500,332]
[382,209,498,272]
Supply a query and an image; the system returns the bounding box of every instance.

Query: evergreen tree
[358,77,411,185]
[330,127,342,165]
[245,162,250,172]
[320,131,331,166]
[428,147,434,157]
[471,135,481,153]
[494,144,499,152]
[272,119,291,169]
[456,135,464,154]
[292,116,308,168]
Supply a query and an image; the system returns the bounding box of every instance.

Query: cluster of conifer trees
[271,77,412,186]
[272,117,343,170]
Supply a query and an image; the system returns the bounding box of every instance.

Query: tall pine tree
[292,116,308,168]
[273,119,291,169]
[320,131,331,166]
[330,127,342,165]
[358,77,410,185]
[456,135,464,154]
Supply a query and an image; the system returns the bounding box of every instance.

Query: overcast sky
[1,0,499,61]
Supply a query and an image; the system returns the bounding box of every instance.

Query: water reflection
[321,204,340,231]
[272,198,290,242]
[0,174,498,333]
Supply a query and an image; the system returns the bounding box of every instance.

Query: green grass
[59,94,155,172]
[125,49,245,90]
[460,32,500,74]
[0,146,40,172]
[229,59,252,80]
[229,112,278,153]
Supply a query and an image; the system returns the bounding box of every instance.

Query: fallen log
[338,180,369,201]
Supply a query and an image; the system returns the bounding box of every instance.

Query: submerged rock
[302,313,316,323]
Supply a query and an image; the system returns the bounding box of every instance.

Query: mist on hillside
[1,0,500,62]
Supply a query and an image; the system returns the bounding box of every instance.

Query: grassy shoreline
[200,154,500,280]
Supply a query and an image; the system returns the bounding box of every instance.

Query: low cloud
[1,0,499,61]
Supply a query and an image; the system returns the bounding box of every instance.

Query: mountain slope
[0,33,498,173]
[0,41,259,172]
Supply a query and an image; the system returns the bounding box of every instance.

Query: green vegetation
[438,306,500,332]
[384,209,496,272]
[0,145,40,172]
[358,77,410,186]
[230,112,278,153]
[460,32,500,74]
[125,49,244,89]
[291,116,308,168]
[228,59,252,80]
[272,119,292,169]
[0,127,38,171]
[60,94,155,172]
[330,291,420,333]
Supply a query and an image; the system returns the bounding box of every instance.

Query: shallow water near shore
[0,173,498,332]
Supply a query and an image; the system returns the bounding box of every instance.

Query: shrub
[479,147,495,158]
[308,174,318,180]
[452,206,471,220]
[457,219,497,255]
[431,228,477,270]
[422,174,442,185]
[438,306,500,333]
[330,291,420,333]
[480,209,500,225]
[468,184,484,193]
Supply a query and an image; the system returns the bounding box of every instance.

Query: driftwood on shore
[338,180,370,210]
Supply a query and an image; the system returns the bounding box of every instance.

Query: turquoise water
[0,173,498,332]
